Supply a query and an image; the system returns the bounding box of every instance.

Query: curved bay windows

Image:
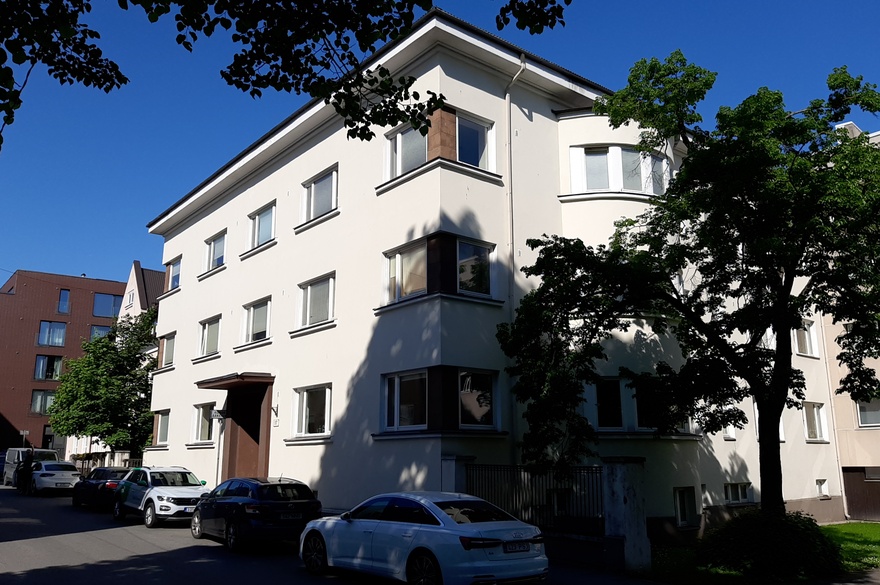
[250,202,275,249]
[295,385,331,437]
[301,274,335,327]
[571,145,668,195]
[245,298,270,342]
[199,316,221,356]
[303,167,337,222]
[206,231,226,272]
[386,372,428,430]
[38,320,66,347]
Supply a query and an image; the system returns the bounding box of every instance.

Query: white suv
[112,466,209,528]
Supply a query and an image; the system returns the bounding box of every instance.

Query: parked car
[3,448,59,487]
[72,466,129,509]
[190,477,322,551]
[112,466,209,528]
[29,461,81,494]
[300,491,548,585]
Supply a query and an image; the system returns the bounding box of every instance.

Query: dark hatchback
[72,466,130,509]
[191,477,322,551]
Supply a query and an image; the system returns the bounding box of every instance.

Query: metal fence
[465,464,604,534]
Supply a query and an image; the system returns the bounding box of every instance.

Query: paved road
[0,485,650,585]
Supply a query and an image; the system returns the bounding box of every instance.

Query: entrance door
[223,384,271,479]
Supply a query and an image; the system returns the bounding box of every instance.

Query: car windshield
[34,452,57,461]
[45,463,77,472]
[150,471,201,487]
[258,484,314,501]
[436,500,516,524]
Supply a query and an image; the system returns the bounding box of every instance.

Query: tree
[49,306,158,455]
[497,51,880,513]
[0,0,572,150]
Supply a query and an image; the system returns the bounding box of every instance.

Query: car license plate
[280,513,302,520]
[55,483,71,488]
[503,542,531,553]
[183,507,193,513]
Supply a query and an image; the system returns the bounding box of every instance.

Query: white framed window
[650,154,666,195]
[199,316,221,356]
[166,258,181,291]
[795,319,818,356]
[754,400,785,442]
[300,274,334,327]
[571,145,668,195]
[724,482,752,503]
[387,243,427,303]
[243,298,270,342]
[458,241,492,295]
[303,168,337,222]
[621,148,643,191]
[584,147,609,190]
[858,398,880,427]
[674,486,697,527]
[803,401,827,441]
[156,410,170,444]
[126,290,135,308]
[206,231,226,271]
[385,372,428,430]
[250,203,275,248]
[459,371,494,427]
[816,478,829,497]
[723,424,737,440]
[389,126,427,178]
[457,115,490,169]
[295,385,332,436]
[160,334,175,367]
[194,403,215,442]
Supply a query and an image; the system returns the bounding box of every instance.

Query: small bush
[698,509,842,582]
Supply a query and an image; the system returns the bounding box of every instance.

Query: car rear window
[109,470,128,479]
[436,500,516,523]
[258,484,314,501]
[46,463,77,472]
[34,452,58,461]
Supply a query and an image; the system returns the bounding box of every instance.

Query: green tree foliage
[497,51,880,509]
[1,0,571,149]
[49,306,157,455]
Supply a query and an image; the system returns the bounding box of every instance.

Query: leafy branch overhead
[1,0,572,149]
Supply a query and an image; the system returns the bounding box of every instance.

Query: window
[296,385,331,436]
[635,387,660,429]
[858,399,880,427]
[194,404,215,441]
[723,424,737,440]
[674,486,697,527]
[459,371,493,427]
[250,203,275,248]
[724,482,751,503]
[584,147,609,189]
[304,168,337,221]
[126,290,135,307]
[246,299,270,342]
[90,325,111,340]
[57,289,70,314]
[35,355,62,380]
[386,372,427,430]
[387,243,427,302]
[38,321,66,346]
[795,320,817,356]
[166,258,181,291]
[31,390,55,415]
[389,126,427,178]
[596,379,623,428]
[155,410,169,444]
[621,148,643,191]
[816,479,829,497]
[160,334,175,367]
[93,293,122,318]
[457,115,489,169]
[200,316,221,356]
[206,232,226,271]
[650,154,666,195]
[301,275,334,327]
[803,402,827,441]
[458,241,491,295]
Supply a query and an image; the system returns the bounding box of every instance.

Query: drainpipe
[821,316,850,519]
[505,55,526,464]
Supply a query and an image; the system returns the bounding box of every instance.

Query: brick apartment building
[0,271,125,455]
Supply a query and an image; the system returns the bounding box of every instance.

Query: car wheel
[113,500,127,521]
[72,492,81,507]
[406,551,442,585]
[302,532,328,575]
[225,520,242,551]
[144,502,160,528]
[30,480,38,496]
[191,510,203,539]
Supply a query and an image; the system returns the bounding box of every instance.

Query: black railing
[465,464,604,534]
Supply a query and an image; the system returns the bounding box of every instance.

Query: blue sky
[2,1,879,284]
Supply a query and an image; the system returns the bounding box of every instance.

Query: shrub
[698,509,842,582]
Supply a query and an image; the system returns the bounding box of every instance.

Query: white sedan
[300,491,548,585]
[30,461,81,493]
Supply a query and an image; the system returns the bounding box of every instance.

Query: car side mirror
[341,511,352,522]
[201,480,207,486]
[199,492,209,499]
[137,480,148,487]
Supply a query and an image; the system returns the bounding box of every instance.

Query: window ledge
[595,430,703,440]
[240,238,277,260]
[151,365,175,375]
[233,338,273,353]
[559,192,653,204]
[283,435,333,446]
[372,430,509,440]
[376,158,503,196]
[192,352,222,365]
[156,287,181,301]
[806,439,830,444]
[289,320,337,339]
[795,352,821,360]
[294,209,340,234]
[144,445,169,452]
[374,292,504,315]
[197,264,227,281]
[185,442,215,449]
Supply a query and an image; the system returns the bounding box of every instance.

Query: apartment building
[144,9,845,528]
[0,271,125,456]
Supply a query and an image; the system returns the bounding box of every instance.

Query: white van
[3,448,59,486]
